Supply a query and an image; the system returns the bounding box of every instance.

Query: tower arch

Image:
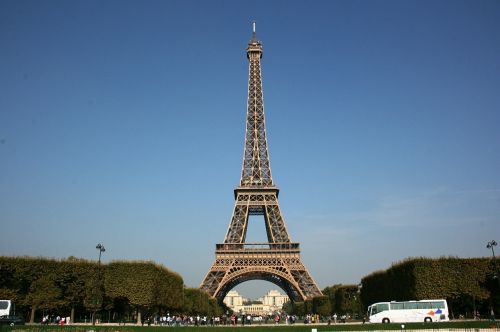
[214,267,304,302]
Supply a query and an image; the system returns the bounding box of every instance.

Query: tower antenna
[252,21,256,40]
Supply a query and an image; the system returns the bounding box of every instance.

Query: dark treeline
[283,285,362,319]
[1,256,498,323]
[0,256,225,324]
[361,257,499,319]
[285,257,499,320]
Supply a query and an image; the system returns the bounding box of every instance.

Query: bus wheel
[382,318,390,323]
[424,317,432,323]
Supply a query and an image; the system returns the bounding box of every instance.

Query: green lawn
[1,321,499,332]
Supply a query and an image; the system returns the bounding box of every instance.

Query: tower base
[200,243,322,302]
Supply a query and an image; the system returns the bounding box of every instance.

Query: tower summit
[200,24,322,302]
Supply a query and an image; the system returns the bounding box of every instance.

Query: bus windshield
[370,303,389,315]
[0,300,12,316]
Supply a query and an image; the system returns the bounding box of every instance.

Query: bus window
[376,303,389,313]
[390,302,404,310]
[404,302,417,309]
[417,302,431,309]
[431,301,445,309]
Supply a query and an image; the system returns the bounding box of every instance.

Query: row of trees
[284,257,498,320]
[282,295,331,318]
[0,256,225,324]
[322,284,363,317]
[283,285,363,319]
[360,257,499,318]
[2,256,497,322]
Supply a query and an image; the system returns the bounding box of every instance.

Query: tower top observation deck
[247,21,263,59]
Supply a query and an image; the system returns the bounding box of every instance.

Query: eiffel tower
[200,23,322,302]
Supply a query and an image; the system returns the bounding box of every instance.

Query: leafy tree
[322,284,362,317]
[104,261,184,323]
[322,284,342,315]
[291,301,306,316]
[0,288,19,302]
[304,299,313,314]
[25,275,63,323]
[183,288,199,315]
[335,285,362,316]
[84,272,104,324]
[58,259,93,323]
[313,296,331,317]
[282,300,293,314]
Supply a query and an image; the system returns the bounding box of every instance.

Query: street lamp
[487,240,497,259]
[96,243,106,264]
[486,240,498,321]
[93,243,105,325]
[487,240,498,281]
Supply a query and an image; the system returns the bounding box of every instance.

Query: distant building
[223,290,289,316]
[224,290,244,307]
[260,289,289,308]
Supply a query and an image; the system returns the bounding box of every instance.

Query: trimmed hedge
[360,257,500,318]
[0,256,224,324]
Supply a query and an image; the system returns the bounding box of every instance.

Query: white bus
[0,300,13,317]
[367,299,449,323]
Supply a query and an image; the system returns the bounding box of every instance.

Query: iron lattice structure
[200,26,322,302]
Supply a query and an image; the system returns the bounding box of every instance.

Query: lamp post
[93,243,105,325]
[487,240,498,280]
[487,240,497,258]
[96,243,106,264]
[486,240,498,321]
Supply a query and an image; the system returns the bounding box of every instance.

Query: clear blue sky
[1,0,499,299]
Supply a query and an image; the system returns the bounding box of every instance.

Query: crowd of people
[138,313,351,326]
[141,313,286,326]
[41,315,70,325]
[39,312,353,326]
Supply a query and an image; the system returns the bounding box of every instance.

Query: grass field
[1,321,499,332]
